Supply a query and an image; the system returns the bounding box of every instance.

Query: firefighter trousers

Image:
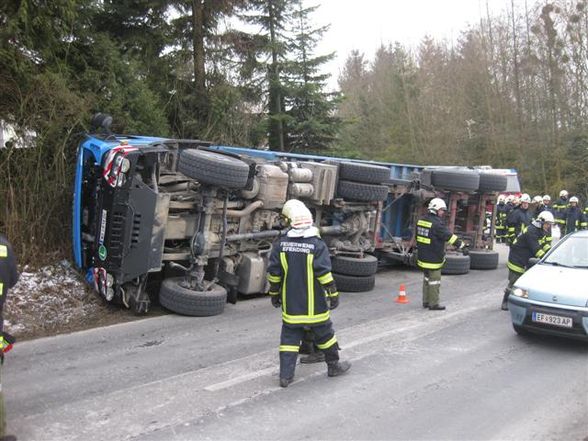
[422,268,442,306]
[279,321,339,380]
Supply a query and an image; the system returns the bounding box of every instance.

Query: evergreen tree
[283,0,341,152]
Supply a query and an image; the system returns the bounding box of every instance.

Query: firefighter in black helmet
[416,198,467,311]
[267,200,350,388]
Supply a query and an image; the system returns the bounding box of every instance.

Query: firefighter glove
[329,295,339,310]
[271,295,282,308]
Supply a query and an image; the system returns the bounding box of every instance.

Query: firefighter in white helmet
[415,198,467,311]
[502,211,554,310]
[565,196,582,234]
[505,193,532,244]
[267,199,350,387]
[553,190,569,229]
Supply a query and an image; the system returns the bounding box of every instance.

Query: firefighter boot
[279,377,293,388]
[501,289,510,311]
[327,360,351,377]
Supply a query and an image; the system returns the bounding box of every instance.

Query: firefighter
[495,194,508,243]
[416,198,467,311]
[505,193,533,244]
[581,202,588,230]
[553,190,569,232]
[267,199,350,387]
[534,194,553,218]
[565,196,582,234]
[501,211,554,310]
[0,234,19,441]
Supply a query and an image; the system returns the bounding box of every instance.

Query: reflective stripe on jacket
[507,224,549,273]
[267,235,334,325]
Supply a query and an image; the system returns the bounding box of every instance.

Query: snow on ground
[5,260,140,341]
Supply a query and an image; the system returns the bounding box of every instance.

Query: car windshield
[543,236,588,268]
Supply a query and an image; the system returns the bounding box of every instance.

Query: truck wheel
[336,180,389,201]
[469,250,499,270]
[178,149,249,189]
[478,172,507,193]
[441,254,470,275]
[159,277,227,316]
[332,255,378,276]
[333,273,376,292]
[431,169,480,193]
[338,162,390,184]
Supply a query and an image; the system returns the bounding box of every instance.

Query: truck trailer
[72,116,511,315]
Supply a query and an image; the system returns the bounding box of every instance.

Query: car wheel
[178,149,250,189]
[469,250,499,270]
[332,255,379,276]
[159,277,227,316]
[333,273,376,292]
[336,180,389,201]
[441,253,471,275]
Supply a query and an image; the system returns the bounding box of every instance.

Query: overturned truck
[73,120,510,316]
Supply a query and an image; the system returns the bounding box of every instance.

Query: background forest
[1,0,587,264]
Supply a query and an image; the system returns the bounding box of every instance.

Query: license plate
[532,312,573,328]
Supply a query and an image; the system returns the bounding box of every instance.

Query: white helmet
[570,196,579,204]
[497,194,506,203]
[542,194,551,202]
[428,197,447,213]
[506,195,515,203]
[533,195,542,204]
[520,193,531,203]
[537,211,555,224]
[559,190,568,198]
[282,199,313,229]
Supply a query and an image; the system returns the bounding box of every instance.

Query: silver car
[508,230,588,341]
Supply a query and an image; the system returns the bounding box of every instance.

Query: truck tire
[478,173,507,193]
[332,255,378,276]
[159,277,227,316]
[338,162,390,184]
[178,149,249,189]
[336,180,389,201]
[431,169,480,193]
[469,249,499,270]
[441,254,471,275]
[333,273,376,292]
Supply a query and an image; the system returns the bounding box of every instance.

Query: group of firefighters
[495,190,588,243]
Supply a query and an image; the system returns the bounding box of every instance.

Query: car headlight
[512,287,528,298]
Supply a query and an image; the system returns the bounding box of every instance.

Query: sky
[312,0,517,90]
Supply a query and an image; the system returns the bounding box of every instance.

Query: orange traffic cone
[395,283,409,304]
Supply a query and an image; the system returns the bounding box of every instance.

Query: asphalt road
[6,245,588,441]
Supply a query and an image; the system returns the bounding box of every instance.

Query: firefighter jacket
[507,224,550,274]
[496,203,507,234]
[506,207,532,243]
[415,212,462,270]
[565,205,583,234]
[267,233,338,326]
[553,197,568,226]
[0,235,19,350]
[581,205,588,229]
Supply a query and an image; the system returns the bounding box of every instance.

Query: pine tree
[283,0,341,152]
